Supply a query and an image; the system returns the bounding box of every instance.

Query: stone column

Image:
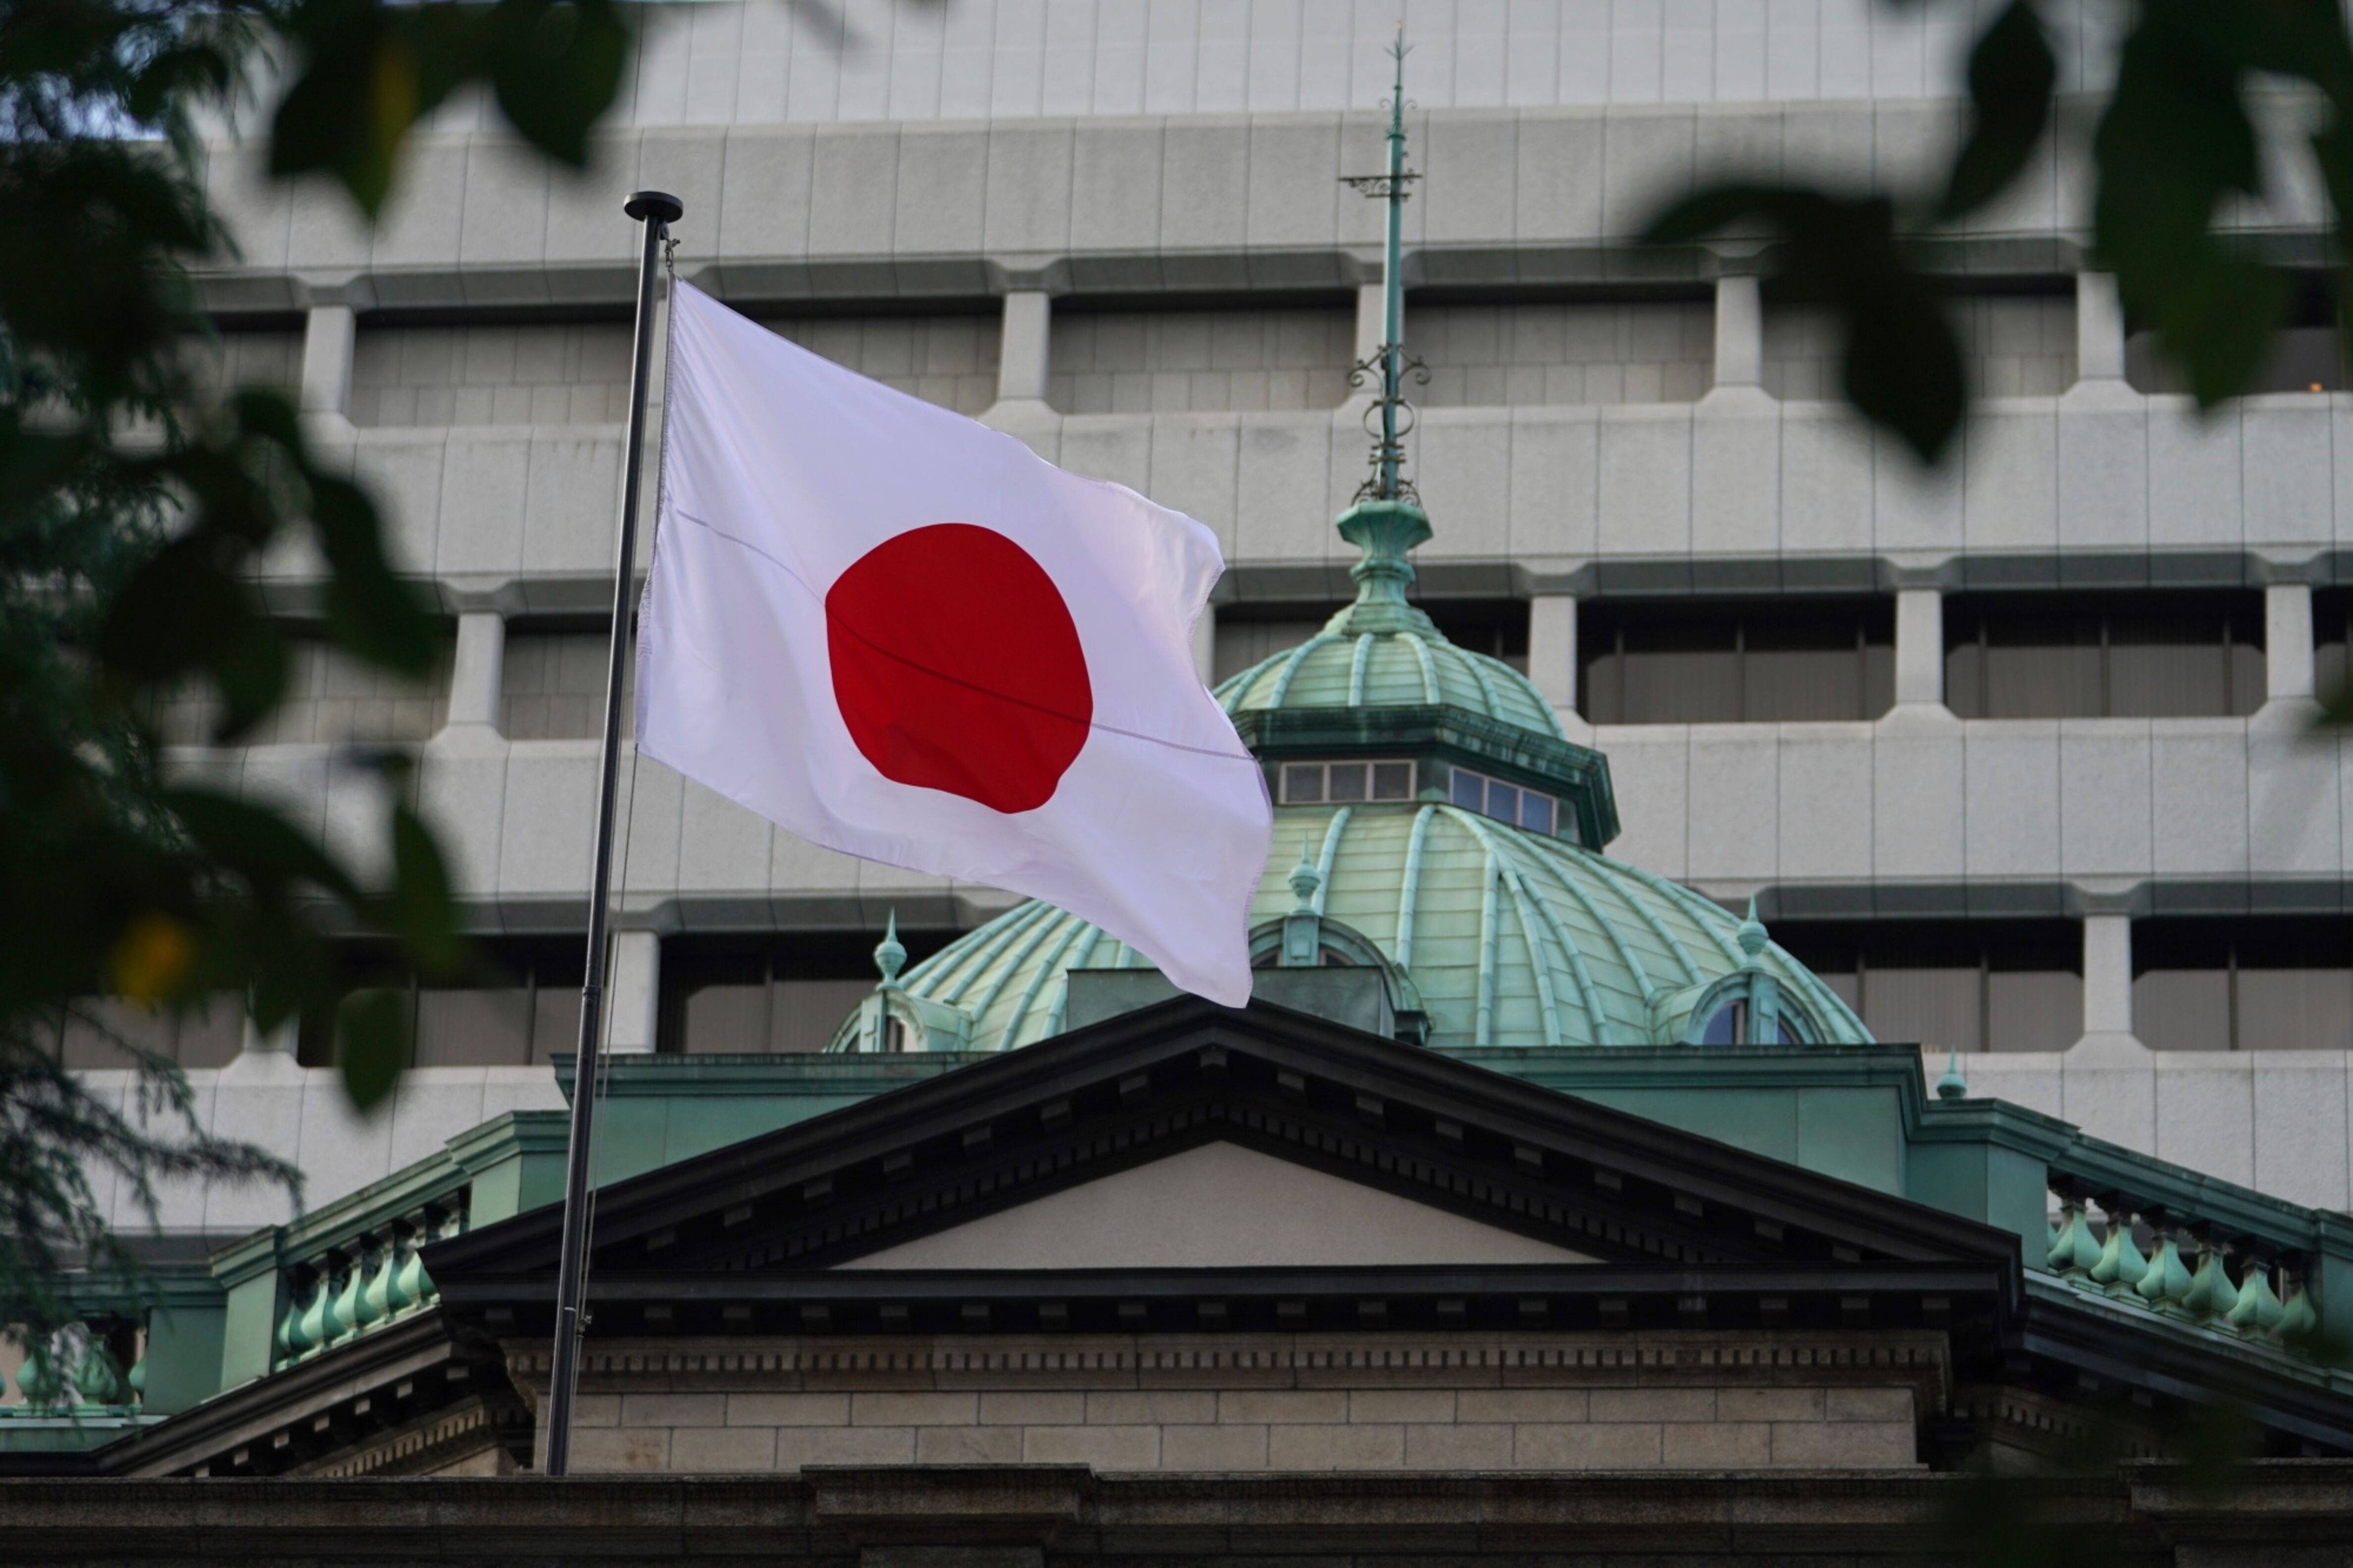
[995,291,1053,409]
[605,930,661,1055]
[2076,272,2127,384]
[1893,588,1944,708]
[1713,274,1763,390]
[299,304,357,417]
[1528,595,1578,715]
[444,610,506,736]
[2266,581,2316,705]
[2081,912,2134,1037]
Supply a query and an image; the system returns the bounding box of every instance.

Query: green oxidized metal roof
[838,799,1869,1053]
[1217,502,1561,738]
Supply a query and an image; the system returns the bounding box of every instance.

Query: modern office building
[31,0,2353,1298]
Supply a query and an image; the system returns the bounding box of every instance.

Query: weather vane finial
[1340,26,1424,504]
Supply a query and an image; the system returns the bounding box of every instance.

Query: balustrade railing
[2,1319,143,1416]
[2045,1180,2320,1346]
[271,1193,467,1370]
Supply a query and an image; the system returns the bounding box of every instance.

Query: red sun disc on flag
[825,523,1094,814]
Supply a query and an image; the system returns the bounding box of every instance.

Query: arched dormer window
[1674,905,1819,1046]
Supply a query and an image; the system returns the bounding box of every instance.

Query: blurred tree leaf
[1646,188,1965,462]
[0,0,637,1331]
[1641,0,2353,457]
[1940,0,2055,219]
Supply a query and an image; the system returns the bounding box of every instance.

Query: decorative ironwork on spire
[1342,28,1426,506]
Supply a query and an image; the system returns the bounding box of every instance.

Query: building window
[1213,599,1529,686]
[2133,918,2353,1052]
[1449,766,1563,839]
[2127,274,2342,395]
[1577,599,1894,724]
[1944,592,2264,719]
[297,939,586,1069]
[1278,760,1416,805]
[1772,920,2082,1053]
[500,624,631,740]
[1047,303,1355,414]
[661,931,952,1055]
[2309,591,2353,702]
[1412,299,1713,407]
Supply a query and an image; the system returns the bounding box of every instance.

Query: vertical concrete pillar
[605,930,661,1055]
[299,304,357,417]
[2076,272,2126,383]
[1893,588,1944,708]
[2081,913,2134,1036]
[1713,274,1763,389]
[445,610,506,734]
[2267,582,2316,704]
[1528,595,1579,714]
[1192,604,1217,687]
[996,291,1053,406]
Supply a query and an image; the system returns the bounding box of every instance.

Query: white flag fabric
[635,282,1273,1007]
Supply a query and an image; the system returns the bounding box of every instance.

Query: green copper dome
[830,802,1869,1053]
[1216,502,1561,738]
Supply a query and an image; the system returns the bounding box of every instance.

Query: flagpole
[543,188,681,1478]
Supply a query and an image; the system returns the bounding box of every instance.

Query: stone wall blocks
[916,1426,1023,1465]
[1160,1423,1270,1469]
[1663,1421,1774,1467]
[977,1392,1088,1425]
[982,124,1078,254]
[1086,1391,1218,1425]
[1588,1387,1719,1423]
[1512,115,1605,244]
[893,124,990,257]
[623,1393,730,1427]
[1265,1422,1404,1469]
[457,140,552,269]
[1421,112,1518,247]
[1515,1420,1663,1468]
[727,1393,848,1427]
[1404,1423,1515,1468]
[571,1426,674,1473]
[2245,404,2336,553]
[807,126,902,258]
[1600,110,1698,240]
[632,130,728,253]
[1455,1388,1590,1424]
[1244,117,1344,250]
[668,1425,780,1471]
[1160,119,1252,252]
[1716,1388,1825,1422]
[435,437,532,577]
[1021,1424,1161,1468]
[370,138,469,270]
[1345,1389,1458,1424]
[715,130,816,259]
[1823,1386,1915,1423]
[1767,1420,1916,1467]
[774,1425,915,1470]
[1218,1389,1349,1424]
[1070,124,1166,252]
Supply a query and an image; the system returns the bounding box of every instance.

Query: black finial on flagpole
[543,189,682,1479]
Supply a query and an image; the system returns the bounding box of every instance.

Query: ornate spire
[1333,28,1436,636]
[1342,27,1424,506]
[1288,837,1323,914]
[873,910,906,986]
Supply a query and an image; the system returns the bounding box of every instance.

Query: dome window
[1279,759,1416,804]
[1450,766,1566,840]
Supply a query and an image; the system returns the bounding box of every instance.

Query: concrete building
[44,0,2353,1276]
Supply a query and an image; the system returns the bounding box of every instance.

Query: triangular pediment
[839,1140,1593,1270]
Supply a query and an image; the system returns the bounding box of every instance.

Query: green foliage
[0,0,630,1328]
[1645,0,2353,460]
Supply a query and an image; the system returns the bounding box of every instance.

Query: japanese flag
[635,282,1273,1007]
